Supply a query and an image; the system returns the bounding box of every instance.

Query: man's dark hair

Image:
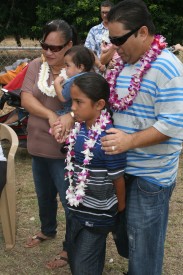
[107,0,155,35]
[101,0,114,8]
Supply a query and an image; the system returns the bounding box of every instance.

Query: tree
[0,0,38,45]
[32,0,120,42]
[145,0,183,44]
[32,0,183,45]
[0,0,183,45]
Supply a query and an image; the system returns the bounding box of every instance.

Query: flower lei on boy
[65,109,111,207]
[105,35,167,111]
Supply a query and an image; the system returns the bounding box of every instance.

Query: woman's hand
[52,112,75,143]
[48,112,59,128]
[21,92,59,127]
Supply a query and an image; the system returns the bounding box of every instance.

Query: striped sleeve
[154,76,183,139]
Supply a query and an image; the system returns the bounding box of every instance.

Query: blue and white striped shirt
[113,49,183,186]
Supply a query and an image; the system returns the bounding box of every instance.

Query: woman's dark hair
[42,19,78,45]
[64,46,95,72]
[108,0,155,35]
[73,72,112,116]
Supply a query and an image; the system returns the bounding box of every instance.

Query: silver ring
[112,146,115,151]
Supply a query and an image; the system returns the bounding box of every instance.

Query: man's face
[100,6,111,24]
[108,22,143,64]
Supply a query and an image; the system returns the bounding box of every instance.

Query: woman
[21,19,76,269]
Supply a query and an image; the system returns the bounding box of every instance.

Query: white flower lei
[37,61,68,97]
[65,109,111,207]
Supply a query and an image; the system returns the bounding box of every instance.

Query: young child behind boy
[65,72,126,275]
[54,45,95,116]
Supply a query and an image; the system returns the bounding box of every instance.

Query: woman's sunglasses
[39,40,68,52]
[109,26,141,46]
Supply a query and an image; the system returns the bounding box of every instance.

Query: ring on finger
[112,146,115,151]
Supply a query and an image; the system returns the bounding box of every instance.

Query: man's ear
[138,26,148,40]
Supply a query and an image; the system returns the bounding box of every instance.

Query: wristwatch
[70,111,75,119]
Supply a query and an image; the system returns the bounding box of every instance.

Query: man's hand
[101,128,133,154]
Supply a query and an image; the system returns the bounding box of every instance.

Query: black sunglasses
[109,26,141,46]
[39,40,69,52]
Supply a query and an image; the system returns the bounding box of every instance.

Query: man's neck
[143,35,155,54]
[102,21,108,28]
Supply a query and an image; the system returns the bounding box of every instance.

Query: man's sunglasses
[109,26,141,46]
[39,40,68,52]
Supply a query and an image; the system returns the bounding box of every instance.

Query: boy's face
[70,84,101,128]
[64,54,83,78]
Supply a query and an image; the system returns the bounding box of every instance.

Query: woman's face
[43,31,72,68]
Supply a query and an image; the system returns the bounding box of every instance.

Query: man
[101,1,183,275]
[84,0,113,59]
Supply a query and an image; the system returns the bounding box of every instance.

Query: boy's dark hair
[101,0,114,8]
[43,19,78,45]
[64,46,95,72]
[107,0,155,35]
[73,72,112,115]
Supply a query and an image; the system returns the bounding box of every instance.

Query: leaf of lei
[37,61,67,97]
[65,109,112,207]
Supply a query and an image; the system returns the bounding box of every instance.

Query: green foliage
[31,0,103,42]
[31,0,183,45]
[0,0,37,44]
[145,0,183,44]
[0,0,183,45]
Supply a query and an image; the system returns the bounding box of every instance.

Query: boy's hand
[54,76,64,85]
[118,202,125,212]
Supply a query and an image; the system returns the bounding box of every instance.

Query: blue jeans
[67,213,108,275]
[32,156,68,250]
[123,174,175,275]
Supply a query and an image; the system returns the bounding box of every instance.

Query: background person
[21,19,76,270]
[84,0,114,71]
[100,37,121,73]
[101,1,183,275]
[173,43,183,52]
